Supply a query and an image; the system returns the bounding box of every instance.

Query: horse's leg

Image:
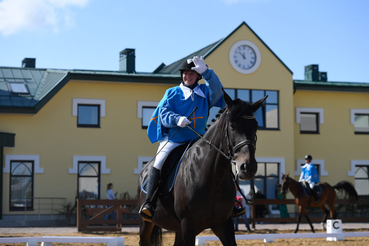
[139,220,154,246]
[294,206,303,233]
[211,217,237,246]
[319,204,329,231]
[180,218,196,246]
[304,213,315,233]
[174,232,185,246]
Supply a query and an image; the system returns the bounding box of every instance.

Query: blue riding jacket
[147,69,224,144]
[300,163,320,184]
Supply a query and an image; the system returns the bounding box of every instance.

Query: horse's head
[222,89,267,180]
[280,172,290,196]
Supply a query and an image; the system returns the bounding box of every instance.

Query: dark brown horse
[138,91,267,246]
[280,173,358,233]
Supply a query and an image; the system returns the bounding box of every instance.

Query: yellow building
[1,22,368,225]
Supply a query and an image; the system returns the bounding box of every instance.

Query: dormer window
[7,82,29,94]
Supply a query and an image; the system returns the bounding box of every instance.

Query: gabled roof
[155,21,293,75]
[154,39,225,74]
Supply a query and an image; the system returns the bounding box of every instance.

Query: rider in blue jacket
[140,56,245,222]
[299,154,320,202]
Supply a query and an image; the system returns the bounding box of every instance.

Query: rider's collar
[180,83,205,100]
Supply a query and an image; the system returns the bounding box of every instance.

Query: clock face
[233,45,256,70]
[229,40,261,74]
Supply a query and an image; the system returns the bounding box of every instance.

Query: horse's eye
[230,124,235,130]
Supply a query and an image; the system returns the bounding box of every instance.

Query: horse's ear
[250,95,268,113]
[287,172,290,177]
[222,88,233,108]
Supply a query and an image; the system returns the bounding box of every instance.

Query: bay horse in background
[281,173,359,233]
[138,90,267,246]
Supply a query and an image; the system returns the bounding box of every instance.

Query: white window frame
[294,159,328,176]
[348,160,369,176]
[350,109,369,133]
[350,109,369,125]
[69,156,110,174]
[137,101,158,118]
[296,107,324,124]
[72,98,106,117]
[134,156,153,174]
[4,155,43,173]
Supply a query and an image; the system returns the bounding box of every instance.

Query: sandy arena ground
[1,223,369,245]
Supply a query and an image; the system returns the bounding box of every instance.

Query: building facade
[1,22,368,224]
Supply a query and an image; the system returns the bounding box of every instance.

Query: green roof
[0,67,181,114]
[154,39,225,74]
[294,79,369,92]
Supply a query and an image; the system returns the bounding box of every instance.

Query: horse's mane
[205,99,257,132]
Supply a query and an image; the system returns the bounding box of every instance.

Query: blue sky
[0,0,368,83]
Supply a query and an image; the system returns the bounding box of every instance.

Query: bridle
[225,114,257,163]
[281,176,289,195]
[187,112,257,164]
[186,110,258,204]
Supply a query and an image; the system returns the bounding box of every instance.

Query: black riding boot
[233,205,246,217]
[312,189,320,202]
[139,167,161,222]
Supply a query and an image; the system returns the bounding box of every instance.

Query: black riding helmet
[179,59,202,81]
[305,154,313,160]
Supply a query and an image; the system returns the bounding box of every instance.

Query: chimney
[119,49,135,73]
[304,64,319,81]
[319,72,328,82]
[22,58,36,68]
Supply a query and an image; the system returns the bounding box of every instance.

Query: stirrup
[233,206,246,217]
[139,203,155,222]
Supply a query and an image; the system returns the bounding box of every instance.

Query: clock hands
[236,51,246,59]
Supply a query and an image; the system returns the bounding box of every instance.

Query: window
[72,98,105,128]
[354,114,369,134]
[77,104,100,127]
[355,166,369,197]
[134,157,153,174]
[78,162,100,199]
[10,161,34,210]
[294,158,328,177]
[142,107,156,129]
[137,101,158,129]
[7,82,29,94]
[300,112,319,134]
[208,89,279,129]
[296,107,324,134]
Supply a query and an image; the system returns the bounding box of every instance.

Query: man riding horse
[139,56,246,222]
[299,154,320,202]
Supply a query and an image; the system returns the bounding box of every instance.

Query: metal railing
[24,197,66,220]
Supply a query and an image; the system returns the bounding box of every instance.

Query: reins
[186,109,257,204]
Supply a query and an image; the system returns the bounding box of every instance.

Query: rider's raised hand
[191,56,208,74]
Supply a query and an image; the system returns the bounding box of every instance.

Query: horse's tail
[150,225,162,246]
[333,181,359,202]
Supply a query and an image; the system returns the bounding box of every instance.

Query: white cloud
[0,0,89,36]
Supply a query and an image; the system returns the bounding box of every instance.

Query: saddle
[141,140,194,194]
[301,181,322,198]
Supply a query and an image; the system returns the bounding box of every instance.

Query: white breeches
[309,182,315,189]
[153,136,182,170]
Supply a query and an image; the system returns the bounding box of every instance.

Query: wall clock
[229,40,261,74]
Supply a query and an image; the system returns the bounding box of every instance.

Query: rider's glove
[177,116,191,128]
[191,56,208,74]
